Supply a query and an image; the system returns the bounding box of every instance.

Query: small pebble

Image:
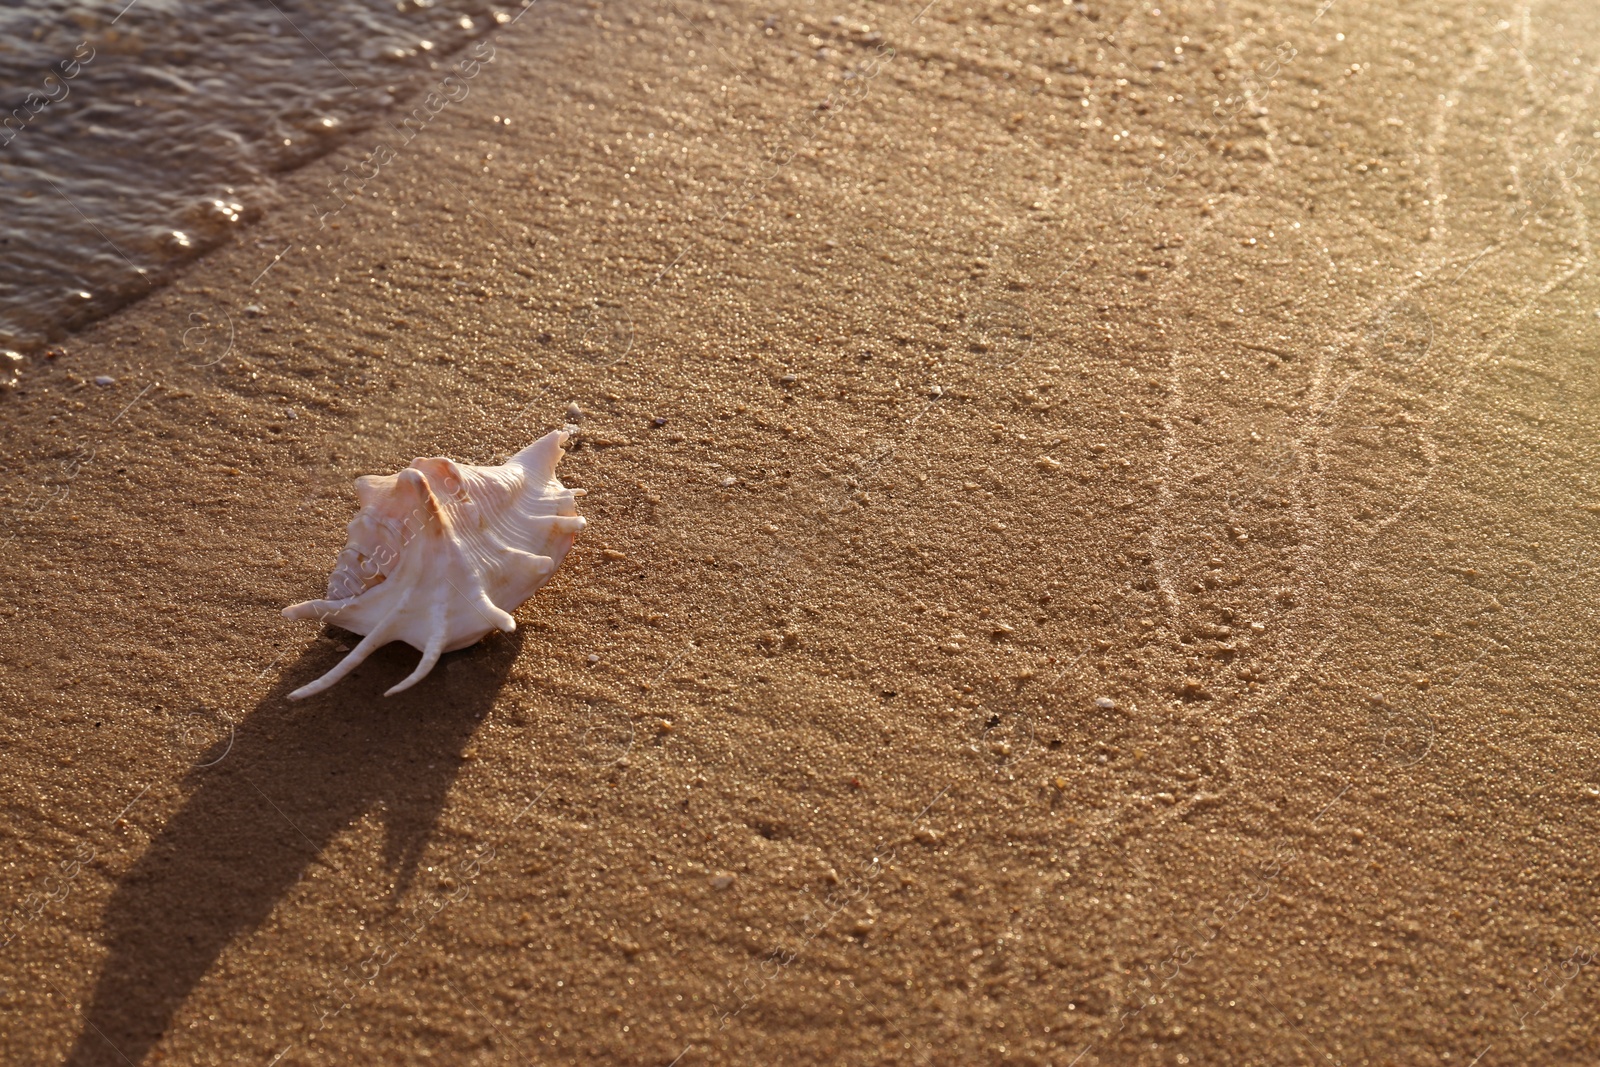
[929,384,944,398]
[93,375,115,386]
[1094,696,1116,710]
[586,653,600,664]
[1,351,22,389]
[719,475,738,487]
[652,416,668,427]
[710,873,737,890]
[779,373,797,385]
[565,401,583,421]
[244,304,266,317]
[285,408,299,420]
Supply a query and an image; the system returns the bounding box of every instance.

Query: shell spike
[508,428,569,482]
[384,634,446,696]
[287,621,394,701]
[282,599,340,623]
[476,594,517,633]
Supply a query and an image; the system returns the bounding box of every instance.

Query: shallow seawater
[0,0,515,356]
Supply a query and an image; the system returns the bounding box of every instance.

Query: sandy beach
[4,0,1600,1063]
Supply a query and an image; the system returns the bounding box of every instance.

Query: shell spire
[282,428,586,699]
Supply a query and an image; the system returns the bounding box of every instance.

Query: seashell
[282,429,586,700]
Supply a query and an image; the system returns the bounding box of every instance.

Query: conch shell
[282,429,586,700]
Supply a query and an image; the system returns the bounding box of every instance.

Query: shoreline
[0,1,520,360]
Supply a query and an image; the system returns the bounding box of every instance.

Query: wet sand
[4,0,1600,1064]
